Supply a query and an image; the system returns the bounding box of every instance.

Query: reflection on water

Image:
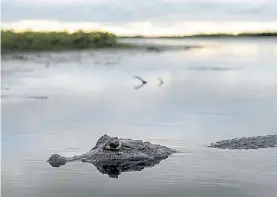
[49,156,168,179]
[93,160,163,179]
[2,38,277,197]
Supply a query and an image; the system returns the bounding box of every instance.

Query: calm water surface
[2,38,277,197]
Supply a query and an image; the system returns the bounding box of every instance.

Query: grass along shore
[1,30,136,53]
[1,30,207,54]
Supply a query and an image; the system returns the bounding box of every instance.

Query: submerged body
[208,134,277,150]
[48,134,177,177]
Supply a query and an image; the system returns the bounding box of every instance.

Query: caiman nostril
[48,154,67,167]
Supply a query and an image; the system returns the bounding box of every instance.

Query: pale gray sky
[2,0,277,21]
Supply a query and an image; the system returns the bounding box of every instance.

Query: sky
[1,0,277,36]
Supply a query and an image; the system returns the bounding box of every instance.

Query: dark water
[2,38,277,197]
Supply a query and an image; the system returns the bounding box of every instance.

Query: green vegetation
[1,30,134,53]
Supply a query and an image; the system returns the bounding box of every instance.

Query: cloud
[2,20,277,36]
[2,0,277,22]
[2,0,277,35]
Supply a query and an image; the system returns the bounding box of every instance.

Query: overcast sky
[2,0,277,35]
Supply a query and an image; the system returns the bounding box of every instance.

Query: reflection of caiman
[208,134,277,150]
[48,134,177,178]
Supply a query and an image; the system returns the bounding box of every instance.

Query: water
[2,38,277,197]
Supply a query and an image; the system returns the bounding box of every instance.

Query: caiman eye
[109,141,119,149]
[105,140,121,151]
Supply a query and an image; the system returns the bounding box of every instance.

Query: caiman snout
[104,139,121,151]
[48,154,67,167]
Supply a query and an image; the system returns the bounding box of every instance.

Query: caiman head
[47,134,176,178]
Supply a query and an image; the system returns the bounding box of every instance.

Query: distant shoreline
[120,32,277,39]
[1,30,275,54]
[0,30,202,54]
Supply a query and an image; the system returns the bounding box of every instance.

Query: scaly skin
[48,134,177,177]
[208,134,277,150]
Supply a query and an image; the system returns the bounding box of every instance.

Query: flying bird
[133,76,147,90]
[133,76,147,84]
